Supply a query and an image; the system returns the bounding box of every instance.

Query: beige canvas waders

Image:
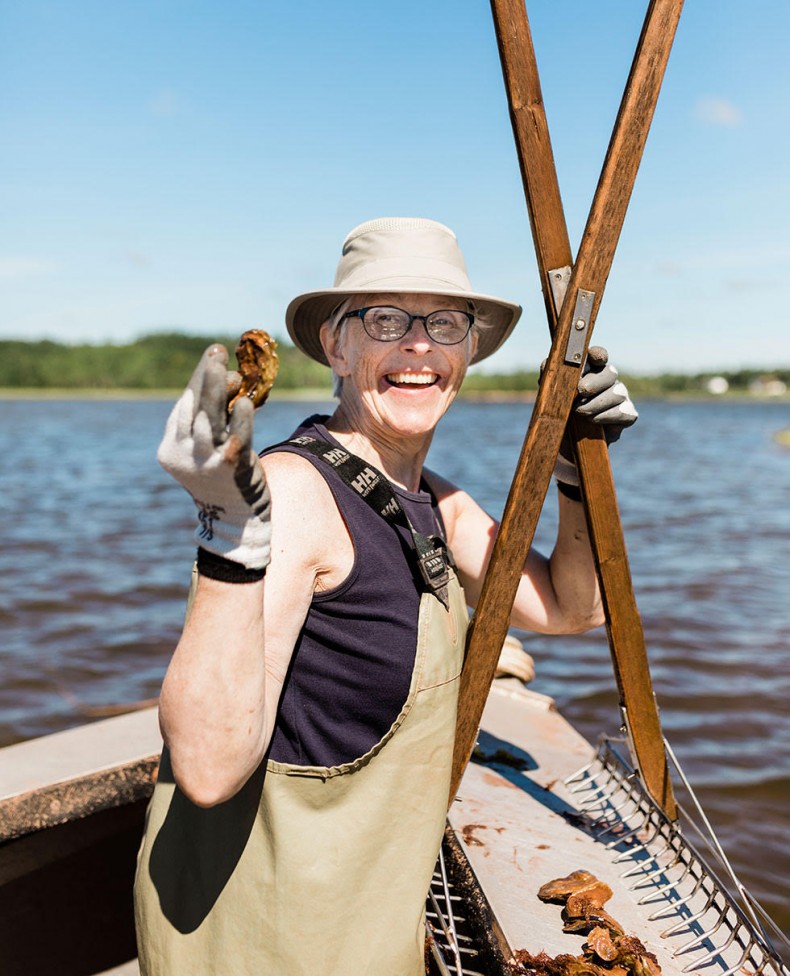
[134,572,467,975]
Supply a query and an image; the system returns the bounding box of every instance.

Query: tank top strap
[262,417,453,608]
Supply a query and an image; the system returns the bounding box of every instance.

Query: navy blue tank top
[261,416,447,768]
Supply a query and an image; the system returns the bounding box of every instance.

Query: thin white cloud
[0,257,56,279]
[653,260,684,277]
[149,89,180,118]
[695,96,743,128]
[123,250,152,269]
[725,277,760,293]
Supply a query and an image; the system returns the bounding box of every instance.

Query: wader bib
[134,571,467,975]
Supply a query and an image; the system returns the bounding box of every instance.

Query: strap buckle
[416,537,451,610]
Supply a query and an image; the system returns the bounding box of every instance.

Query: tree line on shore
[0,333,787,397]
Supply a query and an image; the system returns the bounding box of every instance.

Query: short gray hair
[324,297,354,398]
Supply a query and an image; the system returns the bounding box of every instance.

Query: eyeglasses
[341,305,474,345]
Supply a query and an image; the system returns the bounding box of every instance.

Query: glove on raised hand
[554,345,638,488]
[157,344,272,571]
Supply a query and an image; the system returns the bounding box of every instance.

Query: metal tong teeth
[564,738,790,976]
[426,842,487,976]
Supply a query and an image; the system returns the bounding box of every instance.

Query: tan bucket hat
[285,217,522,366]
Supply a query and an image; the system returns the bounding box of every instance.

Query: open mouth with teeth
[385,371,440,389]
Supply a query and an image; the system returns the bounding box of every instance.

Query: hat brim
[286,287,522,367]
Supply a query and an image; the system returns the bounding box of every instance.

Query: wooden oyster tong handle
[450,0,683,820]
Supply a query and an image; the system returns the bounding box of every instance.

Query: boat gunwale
[0,707,161,842]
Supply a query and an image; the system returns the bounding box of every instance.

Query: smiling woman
[321,293,493,398]
[320,289,478,452]
[133,216,639,976]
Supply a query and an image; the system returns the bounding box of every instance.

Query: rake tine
[564,758,599,785]
[595,791,644,824]
[714,941,756,976]
[621,837,671,878]
[674,904,729,957]
[613,827,660,863]
[629,864,670,889]
[634,872,681,901]
[660,886,716,937]
[594,802,644,840]
[430,846,464,974]
[605,814,651,851]
[683,919,740,970]
[425,916,454,976]
[568,777,609,799]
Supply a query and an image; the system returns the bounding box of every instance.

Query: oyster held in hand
[227,329,279,413]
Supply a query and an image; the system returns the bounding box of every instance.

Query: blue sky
[2,0,788,374]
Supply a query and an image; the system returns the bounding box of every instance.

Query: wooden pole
[449,0,683,815]
[486,0,679,817]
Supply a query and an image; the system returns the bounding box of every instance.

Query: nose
[399,316,433,351]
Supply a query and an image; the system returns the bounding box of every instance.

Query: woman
[135,217,636,975]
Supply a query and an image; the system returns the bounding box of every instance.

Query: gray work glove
[157,344,272,569]
[553,346,638,488]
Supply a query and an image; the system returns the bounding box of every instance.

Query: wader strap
[285,435,452,610]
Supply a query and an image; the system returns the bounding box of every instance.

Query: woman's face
[320,293,478,442]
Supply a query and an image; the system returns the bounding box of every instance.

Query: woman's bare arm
[159,452,354,806]
[426,470,603,635]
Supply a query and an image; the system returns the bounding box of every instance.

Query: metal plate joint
[565,288,595,366]
[547,265,571,314]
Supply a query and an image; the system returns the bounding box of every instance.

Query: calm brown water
[1,397,788,934]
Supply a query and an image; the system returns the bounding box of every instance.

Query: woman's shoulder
[422,467,457,497]
[259,413,331,457]
[258,414,336,493]
[422,467,492,537]
[422,467,471,513]
[260,449,354,585]
[260,448,335,500]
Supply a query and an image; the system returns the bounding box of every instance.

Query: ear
[468,328,479,363]
[319,321,351,377]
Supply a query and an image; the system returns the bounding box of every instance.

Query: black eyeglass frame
[340,305,475,345]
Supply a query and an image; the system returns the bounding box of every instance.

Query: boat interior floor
[2,685,784,976]
[447,679,785,976]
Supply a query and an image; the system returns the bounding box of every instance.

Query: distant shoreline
[1,387,787,404]
[0,387,336,402]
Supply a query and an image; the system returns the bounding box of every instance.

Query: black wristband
[197,547,267,583]
[556,480,583,502]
